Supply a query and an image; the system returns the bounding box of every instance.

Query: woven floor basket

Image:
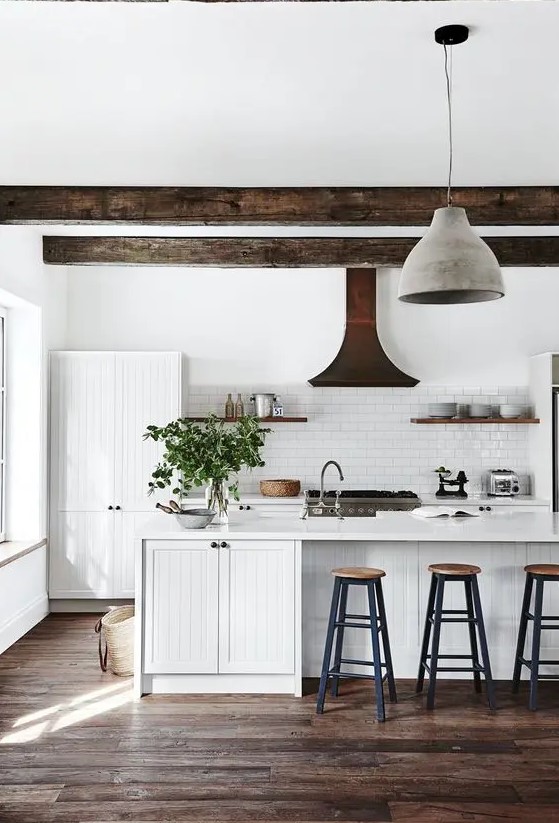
[95,605,135,677]
[260,479,301,497]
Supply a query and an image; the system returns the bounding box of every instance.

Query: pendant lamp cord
[443,42,453,207]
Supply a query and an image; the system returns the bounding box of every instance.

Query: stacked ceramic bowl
[499,404,525,419]
[428,402,457,419]
[469,403,492,419]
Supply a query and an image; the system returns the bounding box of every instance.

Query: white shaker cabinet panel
[49,351,182,600]
[144,540,219,674]
[114,512,150,598]
[114,353,181,512]
[50,353,116,512]
[218,540,295,674]
[49,511,114,598]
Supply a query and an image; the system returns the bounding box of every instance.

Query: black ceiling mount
[434,24,469,46]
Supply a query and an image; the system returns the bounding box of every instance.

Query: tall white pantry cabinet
[49,352,181,599]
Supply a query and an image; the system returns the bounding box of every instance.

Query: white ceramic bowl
[174,509,216,530]
[499,405,525,418]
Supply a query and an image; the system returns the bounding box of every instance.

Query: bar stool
[316,567,397,722]
[512,564,559,710]
[416,563,496,710]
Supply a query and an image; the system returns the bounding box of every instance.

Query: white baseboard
[0,594,49,655]
[146,673,297,695]
[49,599,133,613]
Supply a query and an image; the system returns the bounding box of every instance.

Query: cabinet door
[114,511,148,597]
[49,511,114,598]
[50,353,116,512]
[113,353,181,512]
[218,540,295,674]
[143,540,219,674]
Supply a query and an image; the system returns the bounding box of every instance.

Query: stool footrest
[440,609,469,615]
[428,616,477,624]
[345,613,380,621]
[518,656,559,669]
[339,658,379,667]
[422,661,484,674]
[335,620,376,629]
[327,670,387,682]
[426,654,476,660]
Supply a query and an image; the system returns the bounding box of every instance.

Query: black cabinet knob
[246,505,251,510]
[115,506,121,511]
[210,542,218,548]
[220,541,228,548]
[479,506,484,511]
[486,506,492,512]
[108,505,113,510]
[239,505,244,510]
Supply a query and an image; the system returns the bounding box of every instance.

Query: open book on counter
[410,506,480,519]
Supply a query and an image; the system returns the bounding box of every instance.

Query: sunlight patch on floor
[1,681,133,745]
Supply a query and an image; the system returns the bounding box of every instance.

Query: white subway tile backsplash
[187,384,530,495]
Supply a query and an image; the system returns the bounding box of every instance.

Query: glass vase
[205,479,229,525]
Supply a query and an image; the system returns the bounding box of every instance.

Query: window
[0,308,6,542]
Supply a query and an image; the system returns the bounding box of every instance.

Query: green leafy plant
[143,414,271,501]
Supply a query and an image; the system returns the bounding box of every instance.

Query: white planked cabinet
[219,540,295,674]
[49,352,181,598]
[143,540,219,674]
[143,538,295,675]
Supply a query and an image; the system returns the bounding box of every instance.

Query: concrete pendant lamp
[398,25,505,305]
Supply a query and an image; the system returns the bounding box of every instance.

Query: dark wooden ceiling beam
[43,235,559,267]
[4,186,559,226]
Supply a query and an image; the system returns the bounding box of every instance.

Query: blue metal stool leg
[426,575,445,710]
[375,578,397,703]
[316,577,342,714]
[330,580,349,697]
[512,573,534,693]
[465,577,482,694]
[471,575,496,710]
[529,577,544,712]
[416,573,438,694]
[366,580,386,722]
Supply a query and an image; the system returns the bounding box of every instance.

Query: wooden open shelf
[411,417,540,424]
[184,416,307,423]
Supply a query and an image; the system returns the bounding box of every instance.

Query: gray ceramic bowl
[174,509,216,530]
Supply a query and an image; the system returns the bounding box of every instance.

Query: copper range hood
[308,268,418,388]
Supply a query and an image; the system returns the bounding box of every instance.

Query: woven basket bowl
[260,479,301,498]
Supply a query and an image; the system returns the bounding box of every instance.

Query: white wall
[62,265,559,387]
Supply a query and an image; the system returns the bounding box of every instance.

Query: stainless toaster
[487,469,520,497]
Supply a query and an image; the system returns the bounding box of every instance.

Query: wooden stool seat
[428,563,481,576]
[524,564,559,576]
[332,567,385,580]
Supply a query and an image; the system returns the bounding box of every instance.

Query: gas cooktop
[306,489,418,500]
[304,489,420,517]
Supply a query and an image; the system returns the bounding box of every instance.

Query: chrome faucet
[320,460,344,500]
[301,460,345,520]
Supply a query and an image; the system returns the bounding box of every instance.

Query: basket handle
[94,617,108,672]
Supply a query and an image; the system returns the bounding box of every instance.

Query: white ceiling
[0,1,557,186]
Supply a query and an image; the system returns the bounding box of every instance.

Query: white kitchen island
[134,511,559,698]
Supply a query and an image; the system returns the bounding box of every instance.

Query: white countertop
[138,510,559,543]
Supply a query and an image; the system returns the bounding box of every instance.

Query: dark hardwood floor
[1,615,559,822]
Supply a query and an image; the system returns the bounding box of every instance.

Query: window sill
[0,538,47,570]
